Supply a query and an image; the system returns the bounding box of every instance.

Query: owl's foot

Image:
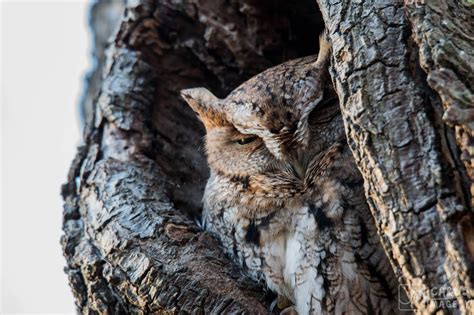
[280,306,297,315]
[276,294,292,309]
[270,294,296,315]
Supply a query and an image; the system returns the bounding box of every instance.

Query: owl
[181,38,401,314]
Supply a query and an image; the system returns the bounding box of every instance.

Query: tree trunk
[316,0,474,313]
[61,0,473,313]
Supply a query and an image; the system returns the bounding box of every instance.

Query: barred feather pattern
[203,145,401,315]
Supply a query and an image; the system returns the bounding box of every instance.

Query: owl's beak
[291,160,306,180]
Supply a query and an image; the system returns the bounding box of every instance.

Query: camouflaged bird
[181,37,402,314]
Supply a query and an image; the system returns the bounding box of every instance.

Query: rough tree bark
[61,0,473,314]
[317,0,474,313]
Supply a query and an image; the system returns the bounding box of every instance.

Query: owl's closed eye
[181,88,276,177]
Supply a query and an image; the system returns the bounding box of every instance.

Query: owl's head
[181,51,341,187]
[181,38,342,194]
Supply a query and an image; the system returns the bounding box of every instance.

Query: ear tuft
[180,87,227,130]
[180,88,218,110]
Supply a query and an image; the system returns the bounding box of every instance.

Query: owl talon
[276,294,293,310]
[280,306,297,315]
[270,295,294,314]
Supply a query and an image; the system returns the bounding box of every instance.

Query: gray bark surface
[317,0,474,313]
[79,0,125,129]
[406,1,474,208]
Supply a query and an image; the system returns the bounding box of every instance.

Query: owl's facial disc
[226,96,322,162]
[181,87,276,177]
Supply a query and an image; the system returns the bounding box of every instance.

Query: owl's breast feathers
[207,139,350,215]
[203,145,401,314]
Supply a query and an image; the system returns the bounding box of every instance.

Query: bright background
[1,1,90,313]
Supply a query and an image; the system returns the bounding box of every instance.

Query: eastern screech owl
[181,38,400,314]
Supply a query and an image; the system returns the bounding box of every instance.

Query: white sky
[1,1,90,313]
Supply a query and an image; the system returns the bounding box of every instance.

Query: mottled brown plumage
[181,37,401,314]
